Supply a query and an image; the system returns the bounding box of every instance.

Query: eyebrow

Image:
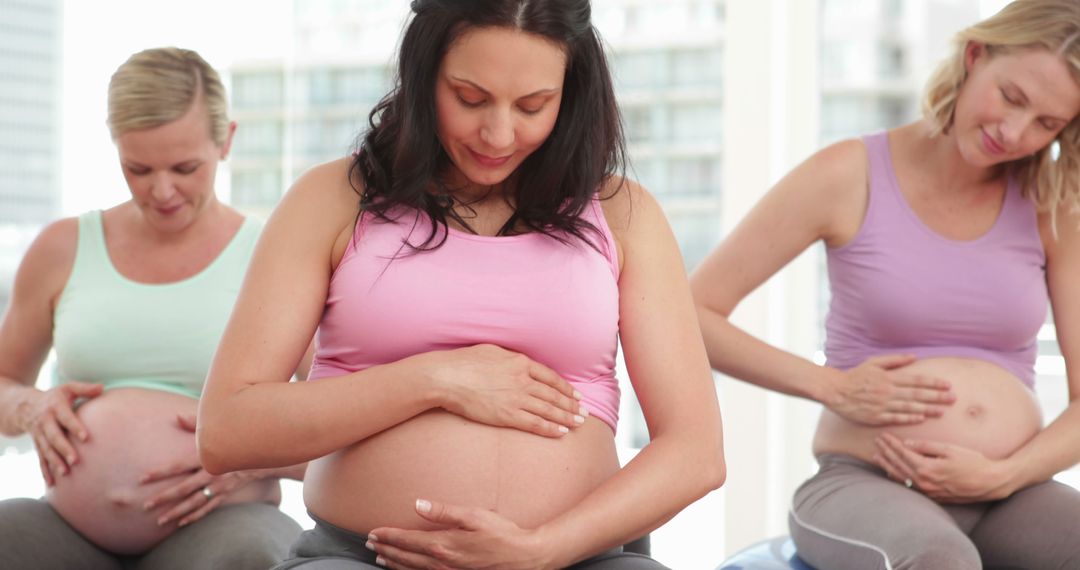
[124,159,204,169]
[448,76,560,99]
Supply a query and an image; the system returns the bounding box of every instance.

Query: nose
[998,110,1030,149]
[149,171,177,202]
[479,108,515,150]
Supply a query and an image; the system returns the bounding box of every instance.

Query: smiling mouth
[156,204,183,215]
[981,130,1006,155]
[468,148,512,167]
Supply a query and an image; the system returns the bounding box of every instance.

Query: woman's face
[115,101,235,233]
[434,26,567,188]
[954,43,1080,168]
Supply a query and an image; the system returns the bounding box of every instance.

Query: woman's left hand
[873,432,1015,503]
[139,413,259,527]
[367,499,555,570]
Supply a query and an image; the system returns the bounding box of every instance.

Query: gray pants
[0,497,302,570]
[273,513,668,569]
[789,454,1080,570]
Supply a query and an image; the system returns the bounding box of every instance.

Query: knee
[893,534,980,570]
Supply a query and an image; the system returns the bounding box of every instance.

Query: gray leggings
[789,454,1080,570]
[273,513,668,569]
[0,497,302,570]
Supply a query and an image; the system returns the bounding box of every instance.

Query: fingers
[34,432,68,479]
[155,480,214,526]
[41,420,79,467]
[139,458,201,484]
[874,437,917,483]
[369,539,451,570]
[874,412,925,425]
[414,499,482,530]
[143,470,209,511]
[64,382,104,399]
[509,410,569,438]
[866,353,917,370]
[526,382,586,418]
[52,403,90,443]
[37,453,54,487]
[520,394,585,431]
[902,438,951,458]
[526,361,581,402]
[177,494,224,527]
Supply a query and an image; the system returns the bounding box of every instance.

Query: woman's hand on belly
[18,381,104,486]
[139,413,269,527]
[424,344,589,438]
[368,498,554,570]
[825,354,956,426]
[873,432,1015,503]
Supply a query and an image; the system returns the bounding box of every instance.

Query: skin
[199,26,725,570]
[0,99,304,552]
[691,42,1080,507]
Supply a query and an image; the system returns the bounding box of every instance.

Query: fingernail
[558,425,569,434]
[143,501,153,510]
[157,517,167,526]
[573,415,585,424]
[416,499,431,513]
[573,390,583,400]
[580,406,589,417]
[365,540,375,551]
[376,555,386,566]
[67,455,76,464]
[368,533,379,542]
[80,432,88,442]
[178,520,189,527]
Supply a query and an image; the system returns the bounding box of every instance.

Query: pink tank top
[824,132,1047,389]
[310,198,622,431]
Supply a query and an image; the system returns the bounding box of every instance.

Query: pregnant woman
[691,1,1080,568]
[0,47,303,569]
[198,1,725,568]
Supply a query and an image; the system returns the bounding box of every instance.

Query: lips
[155,204,183,216]
[981,129,1006,156]
[468,148,512,168]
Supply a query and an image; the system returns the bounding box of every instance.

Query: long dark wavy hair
[350,0,627,250]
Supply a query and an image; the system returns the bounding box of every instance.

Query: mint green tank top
[52,210,262,399]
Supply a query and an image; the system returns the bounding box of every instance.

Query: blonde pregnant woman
[692,1,1080,568]
[0,48,303,569]
[198,1,726,569]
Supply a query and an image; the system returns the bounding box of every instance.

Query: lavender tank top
[824,132,1047,389]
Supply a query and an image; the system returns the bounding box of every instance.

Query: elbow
[196,415,241,475]
[698,436,727,494]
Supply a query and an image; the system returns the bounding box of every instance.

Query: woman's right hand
[426,344,587,438]
[824,354,955,426]
[17,382,104,485]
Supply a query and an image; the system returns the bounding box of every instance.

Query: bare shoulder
[1039,203,1080,262]
[597,176,661,237]
[16,217,79,306]
[283,156,362,212]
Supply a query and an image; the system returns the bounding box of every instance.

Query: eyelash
[456,95,544,115]
[127,166,198,176]
[1001,89,1020,106]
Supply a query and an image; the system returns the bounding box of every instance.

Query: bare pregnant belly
[813,357,1043,463]
[304,410,620,533]
[45,388,281,555]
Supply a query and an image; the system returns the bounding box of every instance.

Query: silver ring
[904,478,914,489]
[202,486,214,500]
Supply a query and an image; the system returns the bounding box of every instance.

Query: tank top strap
[69,210,114,287]
[583,195,620,281]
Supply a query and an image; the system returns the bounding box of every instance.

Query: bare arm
[690,139,953,425]
[999,206,1080,489]
[531,181,726,566]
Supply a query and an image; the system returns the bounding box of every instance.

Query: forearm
[0,378,37,436]
[698,306,837,403]
[537,425,725,568]
[1004,401,1080,491]
[199,357,440,474]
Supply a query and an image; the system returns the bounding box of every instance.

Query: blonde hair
[107,47,230,146]
[922,0,1080,214]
